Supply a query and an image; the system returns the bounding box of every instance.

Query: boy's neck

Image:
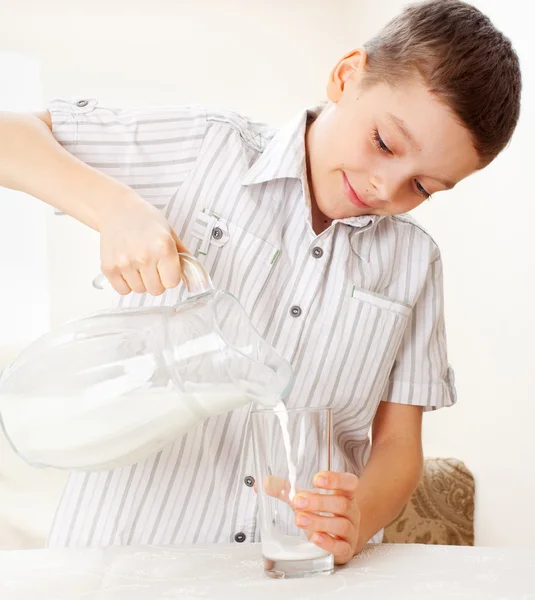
[305,121,332,235]
[310,198,332,235]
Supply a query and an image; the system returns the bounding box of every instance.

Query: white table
[0,543,533,599]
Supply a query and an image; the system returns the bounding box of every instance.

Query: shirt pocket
[346,286,412,406]
[188,210,279,315]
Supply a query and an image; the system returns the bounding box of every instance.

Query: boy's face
[306,50,481,222]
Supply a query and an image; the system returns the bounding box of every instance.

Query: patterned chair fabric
[383,458,475,546]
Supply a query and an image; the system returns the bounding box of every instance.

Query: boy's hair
[363,0,521,167]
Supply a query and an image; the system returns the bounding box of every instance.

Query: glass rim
[250,406,332,416]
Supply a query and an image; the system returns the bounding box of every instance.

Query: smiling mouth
[342,172,371,210]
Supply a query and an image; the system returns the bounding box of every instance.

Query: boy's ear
[327,48,368,103]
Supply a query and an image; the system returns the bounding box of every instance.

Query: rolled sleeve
[46,98,207,210]
[385,255,457,411]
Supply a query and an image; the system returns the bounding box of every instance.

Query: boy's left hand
[293,471,360,565]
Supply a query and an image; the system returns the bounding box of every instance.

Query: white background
[0,54,49,360]
[0,0,533,548]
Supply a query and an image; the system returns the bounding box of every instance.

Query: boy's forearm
[353,436,423,553]
[0,112,139,231]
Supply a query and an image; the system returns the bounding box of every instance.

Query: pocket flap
[351,287,412,318]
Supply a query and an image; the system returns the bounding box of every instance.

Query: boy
[0,0,521,564]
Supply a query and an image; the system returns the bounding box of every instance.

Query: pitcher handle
[92,253,214,297]
[177,253,214,296]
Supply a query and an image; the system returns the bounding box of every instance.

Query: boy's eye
[415,180,431,199]
[372,129,392,154]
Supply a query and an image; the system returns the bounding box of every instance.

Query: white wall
[0,52,66,549]
[1,0,533,549]
[0,53,49,355]
[346,0,535,547]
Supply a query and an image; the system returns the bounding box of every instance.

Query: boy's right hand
[98,194,189,296]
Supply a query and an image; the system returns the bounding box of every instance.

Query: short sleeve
[46,98,207,210]
[385,254,456,411]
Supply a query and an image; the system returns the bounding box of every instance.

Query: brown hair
[363,0,522,166]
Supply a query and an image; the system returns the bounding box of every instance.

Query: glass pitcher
[0,254,293,472]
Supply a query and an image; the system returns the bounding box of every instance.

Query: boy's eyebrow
[386,112,455,189]
[386,112,418,150]
[436,178,455,190]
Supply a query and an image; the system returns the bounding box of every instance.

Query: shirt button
[212,227,223,240]
[234,532,246,543]
[244,475,255,487]
[312,246,323,259]
[76,99,88,107]
[290,305,302,318]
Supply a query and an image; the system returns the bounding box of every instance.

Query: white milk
[0,382,274,471]
[273,400,297,501]
[262,535,330,561]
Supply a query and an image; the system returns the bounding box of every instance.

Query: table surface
[0,543,533,599]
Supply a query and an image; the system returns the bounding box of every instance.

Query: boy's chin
[317,202,351,221]
[315,197,371,222]
[327,207,373,220]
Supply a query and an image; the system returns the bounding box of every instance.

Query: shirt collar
[241,107,310,185]
[242,105,384,236]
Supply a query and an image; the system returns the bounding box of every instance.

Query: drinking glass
[251,407,334,579]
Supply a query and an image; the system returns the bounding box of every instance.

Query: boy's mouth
[342,172,371,210]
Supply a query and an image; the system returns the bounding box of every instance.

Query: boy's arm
[0,110,190,295]
[0,111,140,230]
[353,401,423,552]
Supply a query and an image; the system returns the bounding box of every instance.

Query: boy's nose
[368,175,391,204]
[369,173,402,205]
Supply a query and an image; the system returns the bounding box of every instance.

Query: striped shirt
[45,98,456,548]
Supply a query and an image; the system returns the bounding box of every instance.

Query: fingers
[295,510,357,566]
[261,471,360,565]
[157,252,183,290]
[122,267,146,294]
[101,230,187,296]
[99,195,190,296]
[103,263,169,296]
[105,273,131,296]
[262,475,308,506]
[293,471,361,565]
[296,513,355,542]
[138,233,179,295]
[293,492,352,517]
[263,475,292,503]
[139,267,166,297]
[309,532,355,566]
[313,471,359,494]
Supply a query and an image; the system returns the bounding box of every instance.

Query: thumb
[171,228,189,255]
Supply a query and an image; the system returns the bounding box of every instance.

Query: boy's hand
[259,471,361,565]
[99,194,189,296]
[293,472,360,565]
